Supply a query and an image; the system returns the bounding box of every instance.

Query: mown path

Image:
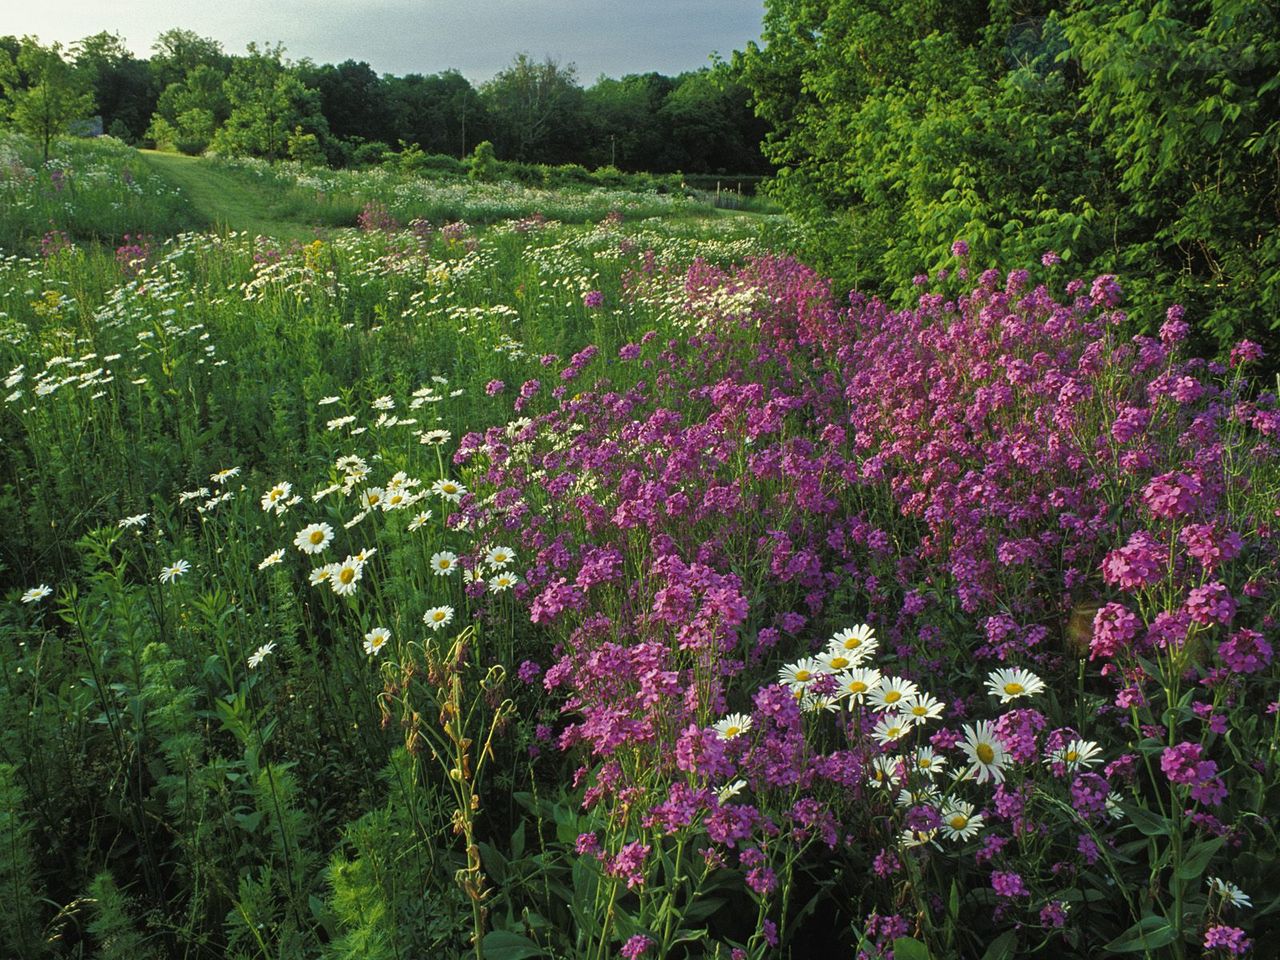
[137,150,324,240]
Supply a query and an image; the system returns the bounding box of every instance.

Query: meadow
[1,133,1278,960]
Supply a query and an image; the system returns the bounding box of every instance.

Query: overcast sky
[4,0,766,83]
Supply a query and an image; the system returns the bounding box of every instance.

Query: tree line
[739,0,1280,354]
[0,29,772,175]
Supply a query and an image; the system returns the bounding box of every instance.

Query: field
[1,133,1278,960]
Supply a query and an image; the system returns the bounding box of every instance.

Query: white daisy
[912,747,948,778]
[899,694,946,722]
[248,641,276,669]
[329,557,364,596]
[430,551,458,576]
[869,676,919,711]
[293,522,334,555]
[362,627,391,656]
[408,510,433,531]
[260,481,293,513]
[21,584,52,604]
[836,666,882,702]
[940,800,984,841]
[485,545,516,568]
[210,466,240,484]
[778,657,824,690]
[717,779,747,803]
[985,667,1046,704]
[159,559,190,584]
[309,563,337,587]
[871,713,915,745]
[489,572,519,592]
[258,549,285,570]
[431,478,466,502]
[830,624,878,661]
[819,645,858,673]
[422,606,454,631]
[713,713,753,740]
[960,720,1008,784]
[1207,877,1251,909]
[1045,738,1103,772]
[118,513,148,529]
[868,755,901,789]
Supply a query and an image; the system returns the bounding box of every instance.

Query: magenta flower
[1141,471,1202,520]
[1185,582,1236,626]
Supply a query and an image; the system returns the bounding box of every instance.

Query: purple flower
[1185,582,1236,626]
[1204,925,1251,955]
[1229,340,1264,367]
[584,290,604,308]
[991,871,1028,898]
[1090,602,1142,660]
[517,659,541,683]
[485,379,505,396]
[1218,628,1273,673]
[1141,471,1202,520]
[620,935,652,959]
[1041,250,1062,267]
[1101,533,1164,591]
[951,239,969,258]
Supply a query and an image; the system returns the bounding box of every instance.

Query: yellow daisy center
[911,705,928,716]
[432,612,446,621]
[843,638,861,650]
[918,757,932,768]
[438,559,451,569]
[848,681,867,695]
[794,669,812,682]
[829,656,850,669]
[1003,682,1024,695]
[724,725,741,738]
[1065,750,1078,762]
[975,743,995,765]
[309,530,325,544]
[948,815,968,830]
[883,690,902,704]
[339,567,356,585]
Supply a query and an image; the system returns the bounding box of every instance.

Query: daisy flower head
[353,546,377,563]
[819,646,858,673]
[713,713,753,741]
[248,641,276,669]
[1207,877,1252,910]
[872,713,916,745]
[330,556,364,596]
[489,572,519,592]
[899,828,939,849]
[430,551,458,576]
[986,667,1046,704]
[408,510,432,531]
[913,747,948,778]
[900,693,946,722]
[961,720,1008,784]
[830,624,878,662]
[362,627,391,656]
[717,780,747,803]
[837,666,882,702]
[1045,738,1103,772]
[21,584,52,604]
[431,478,466,503]
[778,657,824,691]
[381,488,413,511]
[940,800,984,841]
[895,786,939,809]
[260,481,293,513]
[118,512,148,529]
[293,522,334,555]
[359,487,386,511]
[318,395,340,406]
[309,563,337,587]
[258,549,285,570]
[485,545,515,569]
[159,559,190,584]
[422,605,455,631]
[210,466,240,484]
[869,676,920,710]
[868,755,901,789]
[335,454,368,476]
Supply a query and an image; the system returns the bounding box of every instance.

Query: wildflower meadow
[2,128,1279,960]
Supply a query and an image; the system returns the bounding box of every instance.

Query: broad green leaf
[1104,915,1178,953]
[892,936,932,960]
[1176,837,1224,880]
[482,930,543,960]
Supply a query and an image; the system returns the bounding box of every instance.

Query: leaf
[981,931,1017,960]
[1176,836,1224,880]
[1123,803,1170,837]
[1103,915,1178,953]
[892,936,932,960]
[482,930,543,960]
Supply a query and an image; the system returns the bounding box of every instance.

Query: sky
[3,0,767,83]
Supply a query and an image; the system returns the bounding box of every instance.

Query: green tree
[148,63,228,153]
[741,0,1280,353]
[213,42,326,161]
[73,31,156,142]
[481,53,584,162]
[1,37,95,162]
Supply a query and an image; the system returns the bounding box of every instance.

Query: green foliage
[1,37,95,163]
[0,763,46,958]
[86,870,163,960]
[742,0,1280,354]
[467,139,498,181]
[214,42,327,162]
